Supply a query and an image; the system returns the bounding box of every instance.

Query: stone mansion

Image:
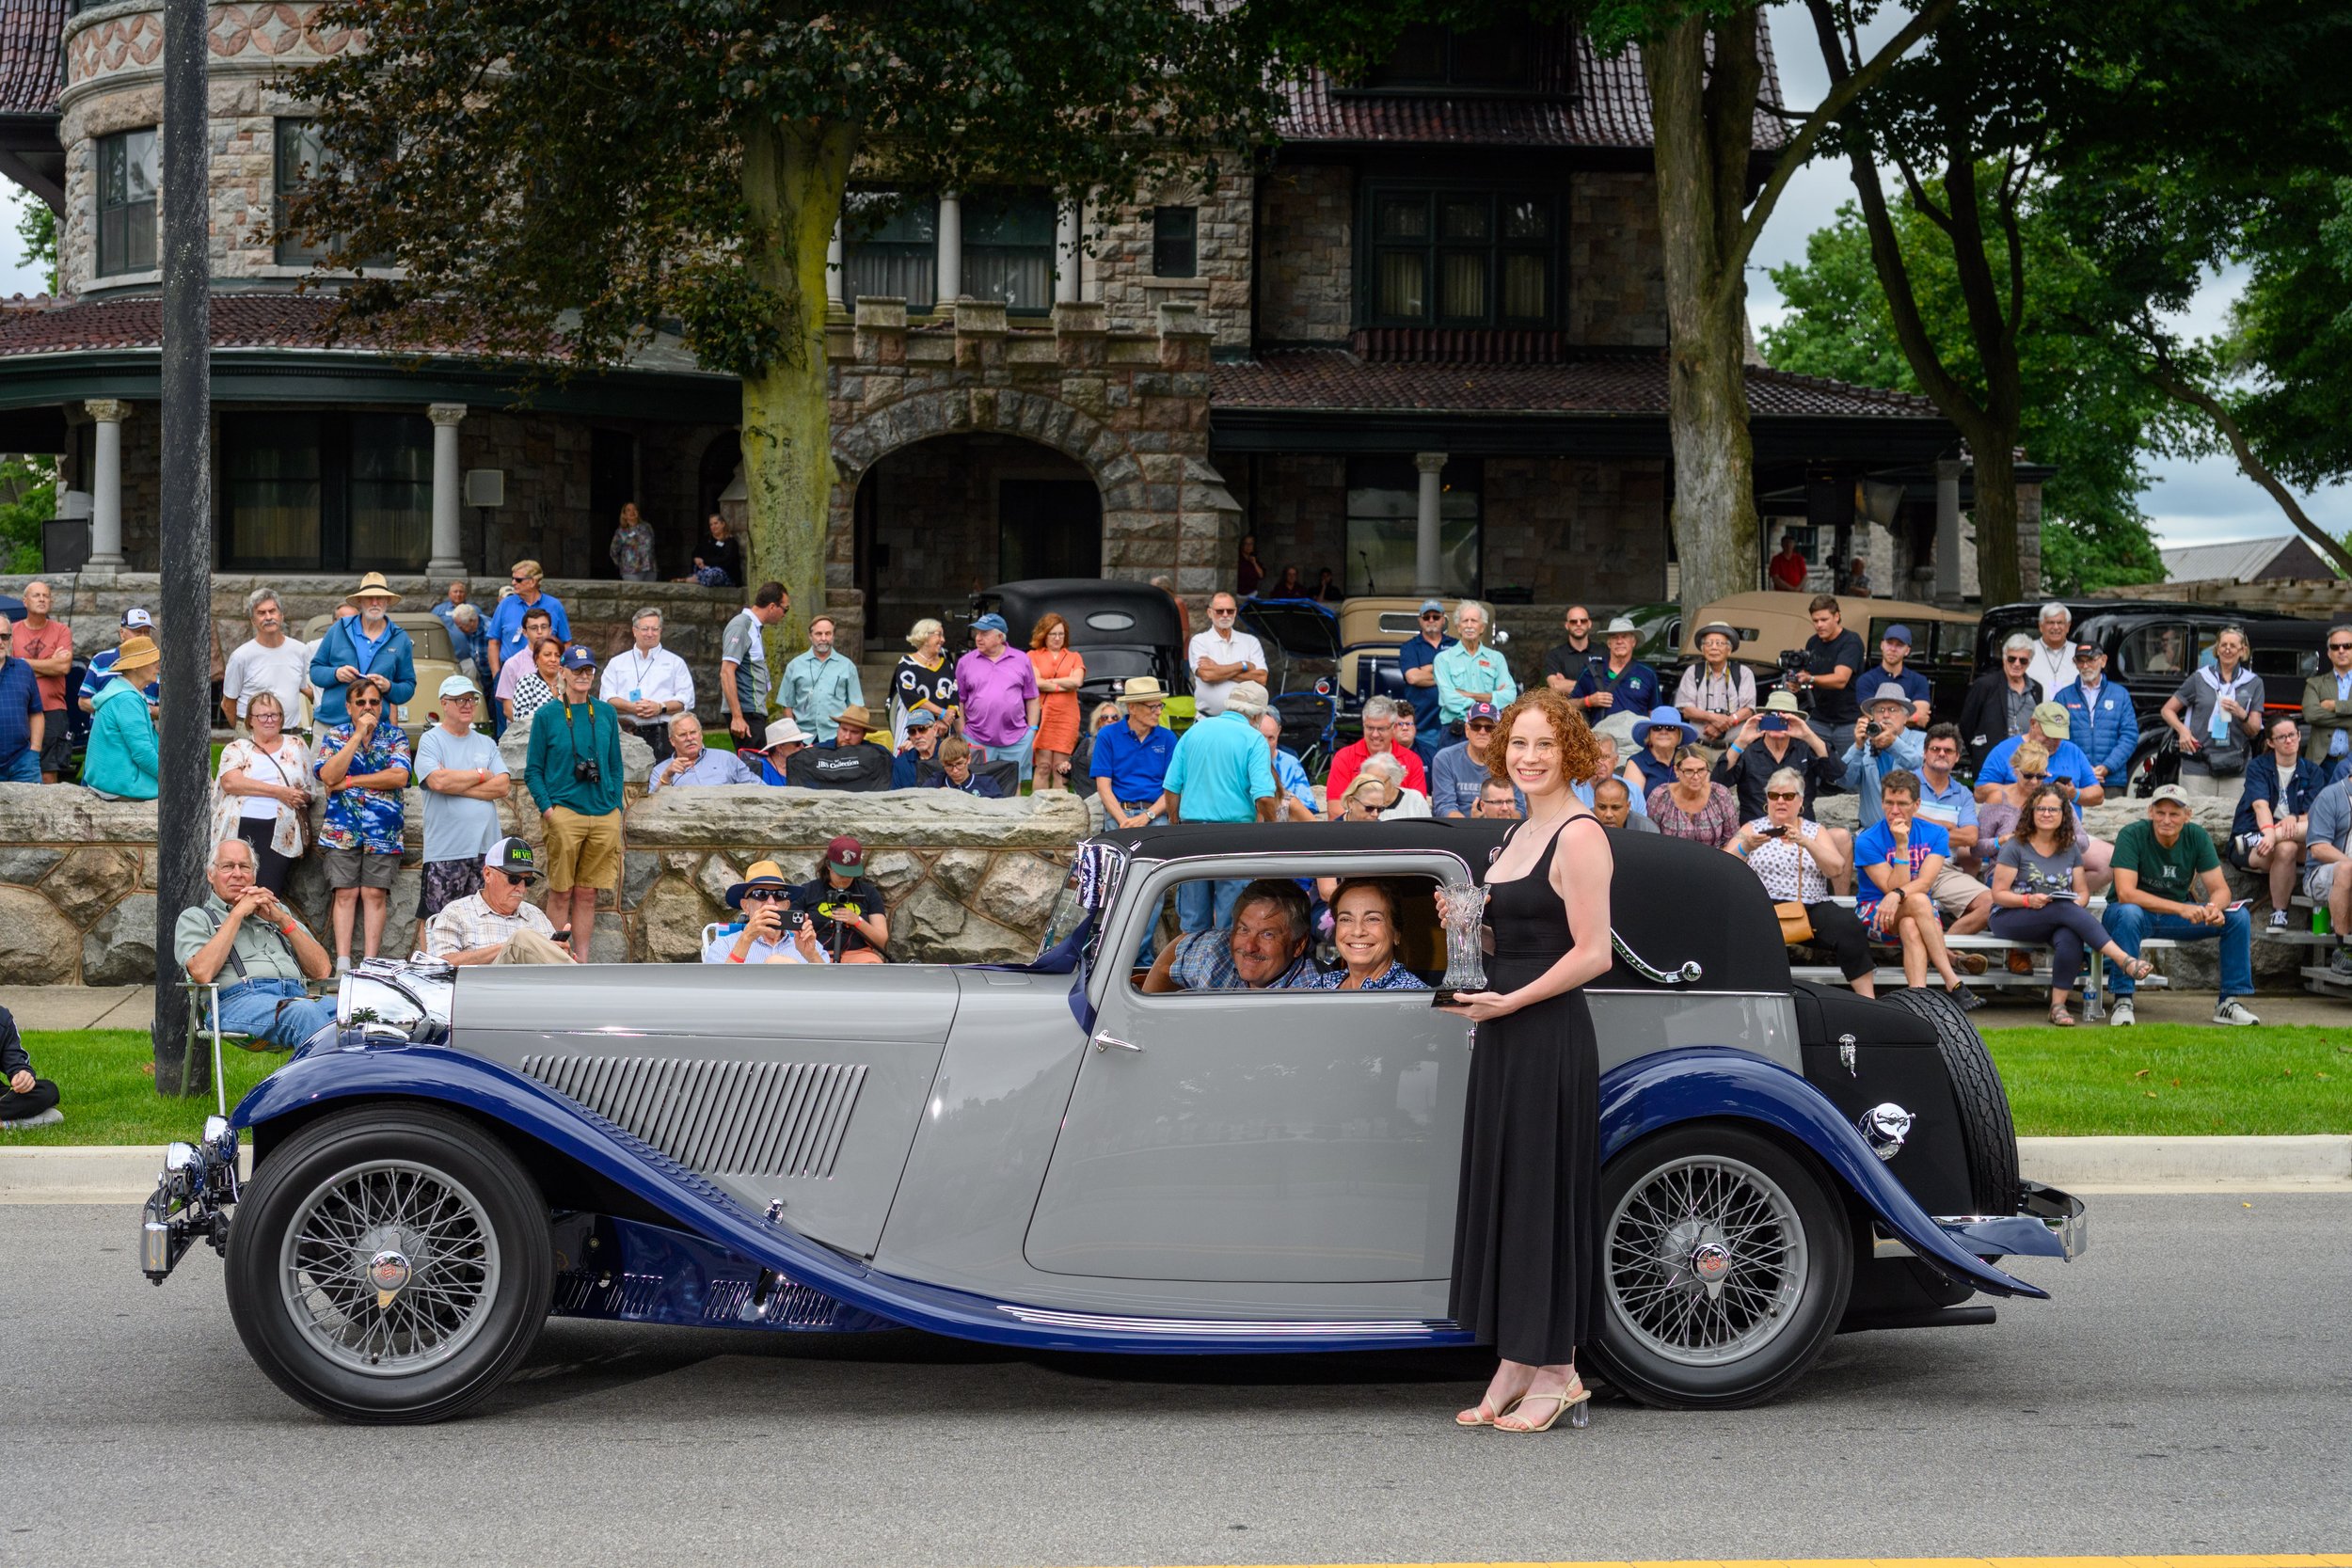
[0,1,2012,658]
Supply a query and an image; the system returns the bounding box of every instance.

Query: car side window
[2118,622,2191,677]
[1131,872,1447,995]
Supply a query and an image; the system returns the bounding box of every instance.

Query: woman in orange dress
[1027,614,1087,791]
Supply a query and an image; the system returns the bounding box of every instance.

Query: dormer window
[1362,24,1534,90]
[1366,186,1558,328]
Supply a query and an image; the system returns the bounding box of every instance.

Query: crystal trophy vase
[1433,882,1490,1006]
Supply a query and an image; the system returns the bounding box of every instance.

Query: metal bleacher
[1788,895,2173,1021]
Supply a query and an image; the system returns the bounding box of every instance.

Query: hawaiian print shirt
[1300,960,1429,991]
[312,720,412,853]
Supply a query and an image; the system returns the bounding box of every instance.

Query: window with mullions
[1152,206,1198,277]
[843,192,938,312]
[1369,189,1556,328]
[1362,24,1534,89]
[96,128,158,277]
[274,119,372,267]
[963,190,1056,312]
[223,412,432,572]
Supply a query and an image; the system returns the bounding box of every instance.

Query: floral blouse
[1302,959,1430,991]
[609,519,656,578]
[1645,781,1740,848]
[209,736,311,861]
[1741,817,1833,904]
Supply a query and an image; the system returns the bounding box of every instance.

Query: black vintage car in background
[973,578,1190,713]
[1973,598,2332,790]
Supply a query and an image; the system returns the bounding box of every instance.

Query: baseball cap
[826,834,866,876]
[1418,598,1446,616]
[903,701,944,729]
[971,612,1009,636]
[121,607,152,629]
[2031,700,2072,737]
[2149,783,2192,809]
[484,836,537,875]
[2074,641,2101,660]
[437,673,481,700]
[560,643,596,671]
[1464,700,1501,725]
[1882,624,1912,645]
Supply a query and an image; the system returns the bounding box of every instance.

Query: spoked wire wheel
[1605,1152,1808,1368]
[278,1159,502,1377]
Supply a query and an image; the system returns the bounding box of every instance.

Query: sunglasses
[511,574,533,583]
[348,700,382,711]
[2004,655,2030,666]
[1421,611,1445,621]
[2018,773,2046,782]
[2332,643,2352,653]
[499,872,538,888]
[1466,721,1496,732]
[1765,791,1800,801]
[740,888,789,904]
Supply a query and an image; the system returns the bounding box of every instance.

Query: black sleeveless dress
[1448,815,1603,1365]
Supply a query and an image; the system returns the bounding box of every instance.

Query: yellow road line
[1052,1557,2352,1568]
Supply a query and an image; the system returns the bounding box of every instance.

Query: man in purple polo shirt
[955,613,1041,784]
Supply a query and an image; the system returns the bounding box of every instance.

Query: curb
[8,1138,2350,1204]
[2019,1133,2352,1192]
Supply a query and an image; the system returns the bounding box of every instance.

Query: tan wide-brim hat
[1762,689,1805,716]
[344,571,402,605]
[1117,676,1171,705]
[112,634,160,674]
[835,704,873,734]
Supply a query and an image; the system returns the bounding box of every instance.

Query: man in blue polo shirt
[1393,598,1456,739]
[1092,676,1177,829]
[1568,615,1661,738]
[1973,702,2106,806]
[1152,679,1277,934]
[485,559,569,682]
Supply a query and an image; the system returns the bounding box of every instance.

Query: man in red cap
[790,835,890,963]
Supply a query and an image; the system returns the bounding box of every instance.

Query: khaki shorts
[541,806,623,893]
[1931,863,1991,919]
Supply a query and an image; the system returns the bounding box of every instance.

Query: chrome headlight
[1857,1101,1915,1162]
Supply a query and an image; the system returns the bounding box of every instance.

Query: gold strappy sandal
[1497,1376,1592,1432]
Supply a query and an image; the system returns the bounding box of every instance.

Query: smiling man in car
[1141,879,1315,992]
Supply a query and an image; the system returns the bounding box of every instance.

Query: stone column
[935,191,961,304]
[1055,199,1082,305]
[1414,451,1447,594]
[85,399,128,569]
[1933,458,1963,603]
[426,403,468,578]
[825,218,845,311]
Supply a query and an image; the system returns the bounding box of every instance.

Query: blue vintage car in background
[145,822,2082,1423]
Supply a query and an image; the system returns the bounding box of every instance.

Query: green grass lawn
[10,1023,2349,1147]
[1987,1025,2352,1136]
[3,1029,278,1147]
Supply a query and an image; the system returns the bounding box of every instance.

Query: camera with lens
[1775,648,1814,711]
[573,758,601,784]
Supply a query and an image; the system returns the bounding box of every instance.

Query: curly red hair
[1484,688,1604,791]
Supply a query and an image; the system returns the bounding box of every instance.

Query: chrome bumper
[141,1117,241,1284]
[1872,1180,2087,1263]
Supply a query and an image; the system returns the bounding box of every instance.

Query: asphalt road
[3,1194,2347,1568]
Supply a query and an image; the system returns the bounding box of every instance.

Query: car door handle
[1091,1031,1143,1053]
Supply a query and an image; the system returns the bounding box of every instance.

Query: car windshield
[1242,600,1341,659]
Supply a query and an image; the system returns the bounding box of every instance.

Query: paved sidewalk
[4,985,156,1032]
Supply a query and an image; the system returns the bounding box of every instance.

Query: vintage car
[297,611,468,742]
[143,821,2082,1424]
[970,578,1191,719]
[1662,591,1981,722]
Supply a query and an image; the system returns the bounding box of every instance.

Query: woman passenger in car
[1302,879,1429,991]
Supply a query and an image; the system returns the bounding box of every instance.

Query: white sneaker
[2108,999,2135,1027]
[2213,998,2262,1026]
[2268,909,2291,932]
[0,1106,63,1130]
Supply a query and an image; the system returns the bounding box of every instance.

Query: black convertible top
[1104,819,1791,993]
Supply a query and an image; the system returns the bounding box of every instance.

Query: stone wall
[1483,458,1669,603]
[1088,171,1255,350]
[1255,164,1354,344]
[1567,172,1667,348]
[0,782,1088,984]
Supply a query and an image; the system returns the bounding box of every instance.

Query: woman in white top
[209,691,312,895]
[1724,766,1874,996]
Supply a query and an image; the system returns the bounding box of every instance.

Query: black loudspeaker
[41,519,89,574]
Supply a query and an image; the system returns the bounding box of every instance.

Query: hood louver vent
[519,1054,867,1180]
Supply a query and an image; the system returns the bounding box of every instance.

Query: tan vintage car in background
[297,612,469,742]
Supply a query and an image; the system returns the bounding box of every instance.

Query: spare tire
[1880,985,2020,1214]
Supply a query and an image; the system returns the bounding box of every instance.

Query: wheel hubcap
[1607,1154,1809,1367]
[278,1160,501,1377]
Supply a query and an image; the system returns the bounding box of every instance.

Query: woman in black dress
[1441,687,1614,1433]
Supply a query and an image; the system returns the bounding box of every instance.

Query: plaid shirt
[1167,928,1313,990]
[313,721,411,853]
[425,893,556,958]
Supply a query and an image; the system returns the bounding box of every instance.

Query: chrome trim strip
[994,1305,1453,1337]
[1612,934,1703,986]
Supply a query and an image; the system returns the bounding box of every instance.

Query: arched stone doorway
[851,434,1102,644]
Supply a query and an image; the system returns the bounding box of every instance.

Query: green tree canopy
[1760,184,2172,592]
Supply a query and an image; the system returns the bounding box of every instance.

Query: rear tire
[1588,1123,1853,1410]
[226,1105,551,1424]
[1880,985,2021,1214]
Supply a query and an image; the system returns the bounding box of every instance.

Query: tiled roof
[1276,25,1788,151]
[1209,349,1941,420]
[0,0,65,117]
[0,292,519,357]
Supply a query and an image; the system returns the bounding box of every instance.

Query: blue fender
[1597,1048,2049,1301]
[231,1041,1482,1355]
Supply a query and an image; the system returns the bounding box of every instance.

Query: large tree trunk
[1968,437,2022,604]
[739,117,853,663]
[1646,16,1763,613]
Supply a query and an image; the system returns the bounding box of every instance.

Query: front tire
[1588,1123,1853,1410]
[226,1105,552,1423]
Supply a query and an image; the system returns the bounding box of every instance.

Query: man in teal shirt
[1152,680,1277,933]
[776,614,865,739]
[524,646,626,960]
[1432,601,1518,727]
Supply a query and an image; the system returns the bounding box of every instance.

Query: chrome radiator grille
[518,1054,867,1179]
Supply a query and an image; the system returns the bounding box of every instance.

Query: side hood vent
[519,1053,867,1180]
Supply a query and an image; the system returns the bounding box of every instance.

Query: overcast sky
[1750,7,2345,555]
[0,32,2340,559]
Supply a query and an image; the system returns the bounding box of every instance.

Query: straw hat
[113,634,159,673]
[344,571,402,605]
[1116,676,1171,705]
